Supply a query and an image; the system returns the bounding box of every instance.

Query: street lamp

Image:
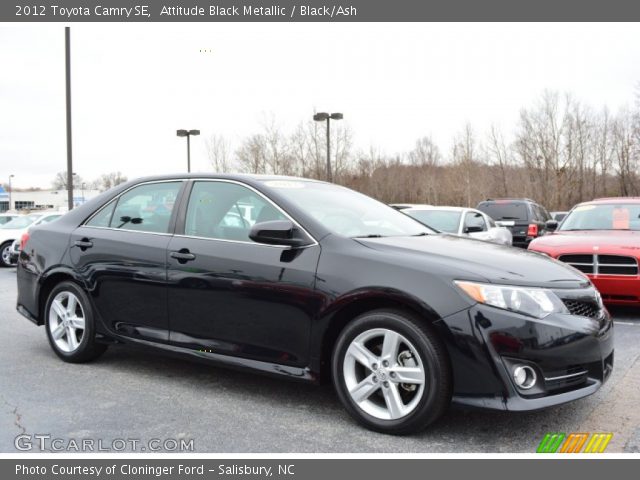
[313,112,343,182]
[8,174,14,211]
[176,129,200,173]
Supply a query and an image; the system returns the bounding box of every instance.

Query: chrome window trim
[82,178,188,231]
[81,177,319,248]
[180,178,319,248]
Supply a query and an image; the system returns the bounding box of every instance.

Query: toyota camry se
[16,175,613,434]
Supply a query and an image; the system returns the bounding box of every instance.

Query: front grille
[562,299,601,318]
[558,254,638,276]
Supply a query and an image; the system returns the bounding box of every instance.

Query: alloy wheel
[48,291,86,353]
[1,245,12,266]
[343,328,426,420]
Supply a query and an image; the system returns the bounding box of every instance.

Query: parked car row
[0,211,64,267]
[15,174,614,435]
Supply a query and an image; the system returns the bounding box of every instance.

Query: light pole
[313,112,343,182]
[176,129,200,173]
[8,174,14,211]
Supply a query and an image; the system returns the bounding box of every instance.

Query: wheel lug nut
[382,360,389,367]
[372,363,378,370]
[372,376,378,383]
[390,372,396,378]
[383,381,389,388]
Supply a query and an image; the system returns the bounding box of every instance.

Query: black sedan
[16,175,613,434]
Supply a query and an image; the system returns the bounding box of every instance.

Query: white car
[0,212,64,267]
[0,213,19,226]
[402,206,513,246]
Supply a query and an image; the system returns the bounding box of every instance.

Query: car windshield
[0,214,41,229]
[263,180,433,238]
[405,210,460,233]
[477,202,528,221]
[560,203,640,231]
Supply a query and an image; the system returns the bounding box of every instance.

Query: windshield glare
[0,214,41,229]
[263,180,433,238]
[560,204,640,231]
[405,210,460,233]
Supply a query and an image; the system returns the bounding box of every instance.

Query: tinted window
[185,181,287,242]
[464,211,487,231]
[38,215,62,225]
[405,210,460,233]
[477,202,529,222]
[109,182,181,233]
[87,200,116,228]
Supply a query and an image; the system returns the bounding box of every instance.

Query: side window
[185,181,287,242]
[109,182,181,233]
[39,215,61,224]
[87,200,116,228]
[464,211,487,232]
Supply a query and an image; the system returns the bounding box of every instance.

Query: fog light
[513,365,537,389]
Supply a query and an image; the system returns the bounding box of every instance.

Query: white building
[0,188,102,212]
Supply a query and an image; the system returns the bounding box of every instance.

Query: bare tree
[206,134,231,173]
[51,171,83,190]
[95,172,128,192]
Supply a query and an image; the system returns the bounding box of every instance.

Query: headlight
[454,280,569,319]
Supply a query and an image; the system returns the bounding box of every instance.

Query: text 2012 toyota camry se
[16,175,613,434]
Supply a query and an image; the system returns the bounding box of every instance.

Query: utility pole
[65,27,74,210]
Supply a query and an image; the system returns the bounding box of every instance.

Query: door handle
[74,239,93,250]
[170,249,196,263]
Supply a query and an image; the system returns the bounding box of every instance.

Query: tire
[332,309,451,435]
[44,281,108,363]
[0,241,14,268]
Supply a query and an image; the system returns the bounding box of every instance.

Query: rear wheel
[0,241,13,267]
[44,281,108,363]
[332,309,451,434]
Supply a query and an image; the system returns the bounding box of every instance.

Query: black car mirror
[249,220,310,248]
[464,225,484,234]
[545,220,558,231]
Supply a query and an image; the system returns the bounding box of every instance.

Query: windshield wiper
[353,234,386,238]
[411,232,431,236]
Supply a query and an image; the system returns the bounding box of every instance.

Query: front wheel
[332,309,451,434]
[44,281,108,363]
[0,241,14,267]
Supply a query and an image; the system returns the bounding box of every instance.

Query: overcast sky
[1,23,639,188]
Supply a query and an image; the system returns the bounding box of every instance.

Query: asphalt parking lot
[1,268,639,453]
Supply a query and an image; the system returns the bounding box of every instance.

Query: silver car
[402,206,513,246]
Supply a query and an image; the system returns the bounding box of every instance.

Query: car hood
[530,230,640,254]
[355,234,589,289]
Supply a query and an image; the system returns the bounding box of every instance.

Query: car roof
[405,206,470,213]
[585,197,640,205]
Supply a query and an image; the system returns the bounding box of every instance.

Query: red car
[529,198,640,306]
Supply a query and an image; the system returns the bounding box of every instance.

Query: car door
[166,180,321,368]
[69,180,184,343]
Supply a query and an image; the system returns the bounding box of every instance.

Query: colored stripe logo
[537,433,612,453]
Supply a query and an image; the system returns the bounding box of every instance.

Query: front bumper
[590,275,640,305]
[440,295,613,411]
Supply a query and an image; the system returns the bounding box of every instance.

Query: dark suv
[476,198,552,248]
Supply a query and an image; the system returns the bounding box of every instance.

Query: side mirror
[464,225,484,234]
[545,220,558,231]
[249,220,309,247]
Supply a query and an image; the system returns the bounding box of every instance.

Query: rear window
[405,210,461,233]
[477,203,529,222]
